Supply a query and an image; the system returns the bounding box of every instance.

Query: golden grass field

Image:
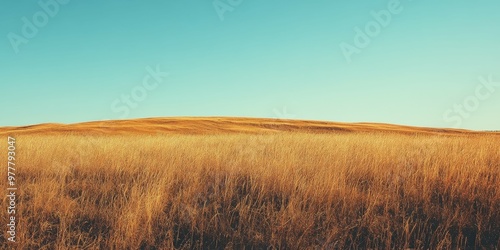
[0,117,499,249]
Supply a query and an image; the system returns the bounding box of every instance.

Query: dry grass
[0,118,499,249]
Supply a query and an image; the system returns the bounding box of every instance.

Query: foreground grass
[1,132,499,249]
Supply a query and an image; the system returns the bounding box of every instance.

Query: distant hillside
[0,117,498,136]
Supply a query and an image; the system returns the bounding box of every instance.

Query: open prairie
[1,117,499,249]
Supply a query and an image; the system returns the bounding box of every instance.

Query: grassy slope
[1,117,497,135]
[0,118,499,249]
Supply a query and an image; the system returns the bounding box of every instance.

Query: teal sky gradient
[1,0,499,130]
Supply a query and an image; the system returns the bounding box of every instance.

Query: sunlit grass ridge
[0,118,498,249]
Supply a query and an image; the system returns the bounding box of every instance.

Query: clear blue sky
[1,0,499,130]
